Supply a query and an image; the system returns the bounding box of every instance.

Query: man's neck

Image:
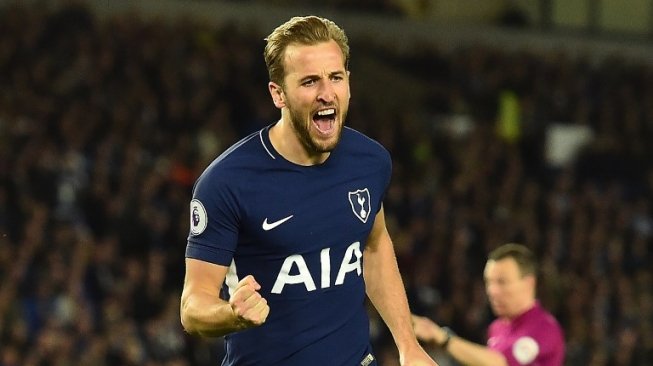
[269,118,329,166]
[507,298,538,321]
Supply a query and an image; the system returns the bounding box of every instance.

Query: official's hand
[412,315,446,345]
[229,275,269,329]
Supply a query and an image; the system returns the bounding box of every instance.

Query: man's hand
[229,275,270,329]
[400,344,439,366]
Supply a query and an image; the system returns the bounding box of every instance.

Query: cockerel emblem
[348,188,371,223]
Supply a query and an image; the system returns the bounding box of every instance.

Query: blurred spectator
[412,243,565,365]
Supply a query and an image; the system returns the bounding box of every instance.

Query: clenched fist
[229,275,270,329]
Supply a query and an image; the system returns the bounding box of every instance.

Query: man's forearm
[180,292,242,337]
[364,236,417,354]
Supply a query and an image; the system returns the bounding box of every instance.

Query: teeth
[317,109,335,116]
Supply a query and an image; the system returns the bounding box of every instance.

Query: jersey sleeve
[528,319,565,366]
[503,336,541,366]
[185,169,240,266]
[502,321,565,366]
[377,145,392,214]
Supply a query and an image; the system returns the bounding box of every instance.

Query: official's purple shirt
[487,301,565,366]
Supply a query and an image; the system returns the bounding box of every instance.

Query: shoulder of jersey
[204,130,264,169]
[342,127,389,156]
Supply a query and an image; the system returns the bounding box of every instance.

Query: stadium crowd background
[0,1,652,365]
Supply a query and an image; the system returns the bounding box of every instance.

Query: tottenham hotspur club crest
[348,188,371,223]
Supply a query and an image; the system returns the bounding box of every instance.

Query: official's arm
[412,315,507,366]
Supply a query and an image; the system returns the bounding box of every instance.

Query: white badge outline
[512,336,540,365]
[189,199,208,236]
[348,188,371,223]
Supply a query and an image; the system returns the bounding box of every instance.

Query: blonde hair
[264,16,350,86]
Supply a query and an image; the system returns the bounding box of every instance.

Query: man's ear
[268,82,285,109]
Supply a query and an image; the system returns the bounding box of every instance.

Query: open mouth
[312,108,336,134]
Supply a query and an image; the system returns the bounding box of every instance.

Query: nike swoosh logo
[262,215,294,231]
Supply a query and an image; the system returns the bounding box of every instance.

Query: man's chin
[491,304,506,317]
[310,144,336,155]
[310,133,340,153]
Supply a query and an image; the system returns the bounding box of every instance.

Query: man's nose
[317,81,335,103]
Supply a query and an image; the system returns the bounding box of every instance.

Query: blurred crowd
[0,2,651,366]
[220,0,410,16]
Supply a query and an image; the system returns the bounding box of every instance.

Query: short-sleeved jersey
[186,124,391,366]
[487,302,565,366]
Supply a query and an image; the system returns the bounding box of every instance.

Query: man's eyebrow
[298,74,320,81]
[300,70,345,79]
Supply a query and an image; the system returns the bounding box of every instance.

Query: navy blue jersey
[186,124,391,366]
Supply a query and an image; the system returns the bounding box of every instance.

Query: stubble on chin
[289,112,334,154]
[287,101,347,154]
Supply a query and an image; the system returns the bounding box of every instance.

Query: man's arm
[364,206,437,366]
[412,315,507,366]
[180,258,269,337]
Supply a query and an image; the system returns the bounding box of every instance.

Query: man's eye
[302,80,315,86]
